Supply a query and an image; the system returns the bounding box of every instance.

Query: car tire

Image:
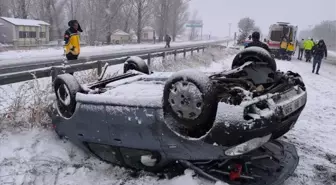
[232,46,277,71]
[54,74,81,119]
[124,56,150,74]
[162,69,218,138]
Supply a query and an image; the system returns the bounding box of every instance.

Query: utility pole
[228,23,232,38]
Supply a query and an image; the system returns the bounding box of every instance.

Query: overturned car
[51,47,307,184]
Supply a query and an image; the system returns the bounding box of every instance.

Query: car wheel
[162,69,218,138]
[54,74,81,119]
[232,46,277,71]
[124,56,150,74]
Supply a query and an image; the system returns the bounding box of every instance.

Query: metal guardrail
[0,40,229,74]
[0,40,230,86]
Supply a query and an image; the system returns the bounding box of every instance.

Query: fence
[0,40,230,86]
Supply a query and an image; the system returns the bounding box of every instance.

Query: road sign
[186,20,203,28]
[186,24,203,28]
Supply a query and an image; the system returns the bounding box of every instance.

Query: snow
[328,50,336,57]
[143,26,154,31]
[1,48,336,185]
[140,155,157,167]
[0,16,50,26]
[0,40,223,62]
[81,80,165,108]
[326,50,336,65]
[112,29,131,36]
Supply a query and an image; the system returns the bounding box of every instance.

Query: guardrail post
[174,50,177,61]
[51,67,62,83]
[197,48,200,53]
[162,52,166,60]
[97,60,103,76]
[183,48,186,58]
[202,47,205,53]
[191,48,194,56]
[147,53,151,68]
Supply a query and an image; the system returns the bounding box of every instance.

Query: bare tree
[0,0,10,16]
[67,0,81,20]
[132,0,153,43]
[121,0,135,33]
[152,0,172,42]
[169,0,189,41]
[237,17,255,44]
[8,0,33,18]
[1,0,191,45]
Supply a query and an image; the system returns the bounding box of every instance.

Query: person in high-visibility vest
[303,38,315,62]
[297,39,305,60]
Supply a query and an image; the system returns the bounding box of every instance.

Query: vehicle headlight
[224,134,272,156]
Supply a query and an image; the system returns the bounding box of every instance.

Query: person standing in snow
[297,39,305,60]
[245,31,271,53]
[164,34,171,48]
[312,39,327,75]
[64,20,83,61]
[303,38,315,62]
[64,20,83,75]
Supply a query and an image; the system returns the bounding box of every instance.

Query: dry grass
[0,69,103,131]
[0,47,239,131]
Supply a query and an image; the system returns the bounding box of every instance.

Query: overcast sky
[189,0,336,37]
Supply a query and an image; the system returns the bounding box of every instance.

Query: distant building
[129,26,156,43]
[0,17,50,47]
[142,26,155,41]
[110,29,131,44]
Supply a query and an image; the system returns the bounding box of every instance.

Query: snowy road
[0,40,229,69]
[0,51,336,185]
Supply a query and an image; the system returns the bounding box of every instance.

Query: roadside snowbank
[0,40,225,61]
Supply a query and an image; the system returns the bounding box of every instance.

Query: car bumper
[204,87,307,147]
[204,106,304,147]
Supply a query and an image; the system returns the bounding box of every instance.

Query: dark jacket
[165,35,171,42]
[312,40,327,58]
[245,40,271,53]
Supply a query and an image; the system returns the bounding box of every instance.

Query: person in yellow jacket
[279,35,289,60]
[64,20,83,61]
[303,38,315,62]
[279,34,295,60]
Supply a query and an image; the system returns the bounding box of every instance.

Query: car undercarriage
[51,47,307,185]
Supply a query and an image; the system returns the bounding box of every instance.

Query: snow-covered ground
[327,50,336,65]
[0,49,336,185]
[0,40,229,65]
